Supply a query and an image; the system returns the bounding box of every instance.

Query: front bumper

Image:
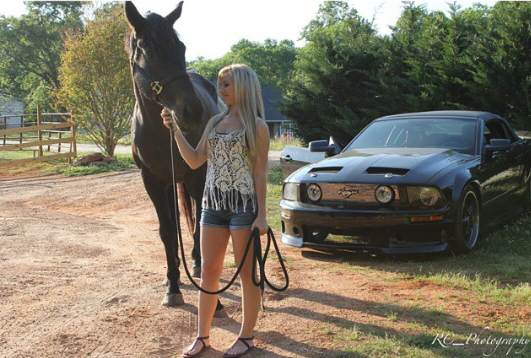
[280,200,452,254]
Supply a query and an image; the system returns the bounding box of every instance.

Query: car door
[478,119,523,218]
[280,146,325,179]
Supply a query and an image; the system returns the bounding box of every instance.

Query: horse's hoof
[162,293,184,307]
[192,267,201,278]
[213,307,228,318]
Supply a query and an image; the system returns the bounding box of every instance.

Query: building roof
[260,85,286,122]
[207,79,287,123]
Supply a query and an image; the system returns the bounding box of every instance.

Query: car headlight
[306,183,322,202]
[375,185,395,204]
[420,187,440,206]
[282,182,298,201]
[407,186,443,207]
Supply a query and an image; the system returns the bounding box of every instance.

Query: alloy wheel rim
[461,192,479,249]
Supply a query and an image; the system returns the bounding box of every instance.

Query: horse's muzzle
[171,110,201,133]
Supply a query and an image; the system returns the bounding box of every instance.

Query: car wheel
[304,227,329,242]
[453,185,481,254]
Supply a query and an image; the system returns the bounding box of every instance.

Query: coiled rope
[169,128,289,304]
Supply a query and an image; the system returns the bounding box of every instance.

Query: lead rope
[169,128,289,308]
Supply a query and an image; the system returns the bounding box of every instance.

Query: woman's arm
[161,109,208,169]
[251,119,270,235]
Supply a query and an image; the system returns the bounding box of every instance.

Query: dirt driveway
[1,170,530,358]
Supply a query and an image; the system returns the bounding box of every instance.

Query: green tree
[57,3,134,156]
[188,38,296,95]
[0,1,87,113]
[467,1,531,130]
[282,2,386,146]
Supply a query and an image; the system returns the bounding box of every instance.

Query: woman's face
[218,72,235,107]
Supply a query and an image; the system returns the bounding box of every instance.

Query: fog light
[375,185,394,204]
[307,184,322,202]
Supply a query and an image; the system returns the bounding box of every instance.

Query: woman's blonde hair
[197,64,265,162]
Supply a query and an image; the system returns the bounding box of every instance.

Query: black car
[280,111,531,254]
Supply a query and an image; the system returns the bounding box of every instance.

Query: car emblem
[310,173,318,177]
[385,173,394,179]
[338,188,359,198]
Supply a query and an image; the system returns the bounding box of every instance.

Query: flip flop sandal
[182,336,210,358]
[223,336,255,358]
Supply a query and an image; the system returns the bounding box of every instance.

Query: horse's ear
[166,1,184,25]
[125,1,146,33]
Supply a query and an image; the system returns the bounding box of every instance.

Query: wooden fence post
[1,117,5,146]
[19,116,23,146]
[71,118,77,164]
[37,105,43,157]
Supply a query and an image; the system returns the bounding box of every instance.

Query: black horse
[124,1,224,314]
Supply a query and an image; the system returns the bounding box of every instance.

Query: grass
[266,166,283,233]
[392,214,531,307]
[0,150,137,177]
[61,154,136,176]
[269,137,302,151]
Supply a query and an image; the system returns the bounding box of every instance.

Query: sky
[1,0,499,61]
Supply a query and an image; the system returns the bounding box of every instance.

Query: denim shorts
[200,202,257,230]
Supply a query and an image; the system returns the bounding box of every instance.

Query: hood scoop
[366,167,409,176]
[309,166,343,174]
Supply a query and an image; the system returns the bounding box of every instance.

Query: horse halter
[129,34,189,102]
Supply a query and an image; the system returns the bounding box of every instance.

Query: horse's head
[125,1,203,132]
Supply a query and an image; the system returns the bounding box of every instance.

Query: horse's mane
[144,13,185,57]
[125,12,184,58]
[188,72,220,118]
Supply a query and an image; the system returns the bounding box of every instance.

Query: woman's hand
[161,108,173,130]
[251,216,268,236]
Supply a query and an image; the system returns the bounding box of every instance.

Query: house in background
[203,72,292,138]
[0,93,24,129]
[261,85,291,138]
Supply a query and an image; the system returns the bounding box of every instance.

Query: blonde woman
[161,64,269,358]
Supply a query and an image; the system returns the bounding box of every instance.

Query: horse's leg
[140,168,184,306]
[184,173,227,318]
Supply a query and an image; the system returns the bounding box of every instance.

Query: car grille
[320,183,401,204]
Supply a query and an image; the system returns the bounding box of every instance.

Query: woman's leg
[225,228,260,355]
[183,225,230,356]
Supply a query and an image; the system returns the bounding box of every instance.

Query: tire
[304,227,329,243]
[453,185,481,254]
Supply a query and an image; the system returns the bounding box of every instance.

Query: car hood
[288,147,469,185]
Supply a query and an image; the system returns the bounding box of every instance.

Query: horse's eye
[144,50,155,59]
[137,39,148,49]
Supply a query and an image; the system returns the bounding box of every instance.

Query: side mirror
[309,140,330,152]
[309,137,341,157]
[485,138,510,153]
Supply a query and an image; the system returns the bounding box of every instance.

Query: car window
[483,119,519,144]
[345,119,477,155]
[484,121,507,141]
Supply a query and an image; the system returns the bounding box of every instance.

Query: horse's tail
[176,183,195,235]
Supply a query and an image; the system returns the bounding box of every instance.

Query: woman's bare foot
[182,336,210,357]
[223,337,254,358]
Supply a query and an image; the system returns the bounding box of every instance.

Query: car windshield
[344,118,477,155]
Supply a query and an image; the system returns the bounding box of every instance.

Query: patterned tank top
[202,126,256,213]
